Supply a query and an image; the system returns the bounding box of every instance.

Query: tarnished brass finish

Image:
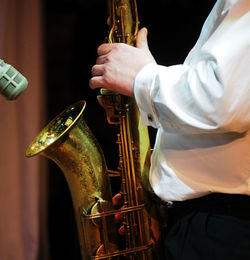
[26,1,163,259]
[98,92,162,260]
[107,0,139,45]
[26,101,118,259]
[99,0,162,259]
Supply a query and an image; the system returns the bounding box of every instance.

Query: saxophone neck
[108,0,139,45]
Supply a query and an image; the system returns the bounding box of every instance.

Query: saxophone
[26,1,162,259]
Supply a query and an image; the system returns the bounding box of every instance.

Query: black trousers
[164,193,250,260]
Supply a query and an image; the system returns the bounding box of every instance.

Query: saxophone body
[26,1,162,259]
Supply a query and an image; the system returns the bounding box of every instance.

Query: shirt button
[148,114,154,122]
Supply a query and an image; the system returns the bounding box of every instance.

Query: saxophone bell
[26,100,118,260]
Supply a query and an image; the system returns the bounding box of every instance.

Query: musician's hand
[89,28,156,97]
[112,192,123,207]
[112,193,127,235]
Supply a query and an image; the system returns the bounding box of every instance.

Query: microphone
[0,59,28,100]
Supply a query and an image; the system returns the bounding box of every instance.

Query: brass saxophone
[26,0,162,259]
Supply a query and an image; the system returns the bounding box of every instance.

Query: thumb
[136,27,149,50]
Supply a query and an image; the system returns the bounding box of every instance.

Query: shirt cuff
[134,63,160,128]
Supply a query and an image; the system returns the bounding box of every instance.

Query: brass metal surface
[26,1,163,259]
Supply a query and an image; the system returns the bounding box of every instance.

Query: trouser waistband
[167,193,250,220]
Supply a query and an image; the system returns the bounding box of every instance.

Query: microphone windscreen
[0,59,28,100]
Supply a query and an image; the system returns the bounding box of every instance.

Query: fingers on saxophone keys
[97,43,116,55]
[112,193,124,206]
[89,64,105,89]
[89,76,104,89]
[118,225,126,236]
[96,55,106,65]
[91,64,103,76]
[114,210,124,223]
[113,193,125,224]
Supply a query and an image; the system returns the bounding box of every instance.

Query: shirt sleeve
[134,12,250,134]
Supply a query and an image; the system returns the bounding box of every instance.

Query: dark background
[43,0,216,259]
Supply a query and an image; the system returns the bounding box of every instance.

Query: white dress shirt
[134,0,250,201]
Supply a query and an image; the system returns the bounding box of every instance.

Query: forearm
[134,53,250,134]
